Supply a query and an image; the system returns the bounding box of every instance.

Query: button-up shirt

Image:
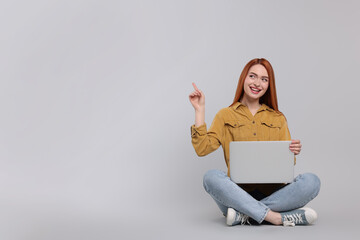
[191,102,295,195]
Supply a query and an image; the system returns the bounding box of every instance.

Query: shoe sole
[226,208,236,226]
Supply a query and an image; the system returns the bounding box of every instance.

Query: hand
[189,82,205,111]
[289,139,302,155]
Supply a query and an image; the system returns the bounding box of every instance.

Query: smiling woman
[188,58,320,227]
[231,58,278,115]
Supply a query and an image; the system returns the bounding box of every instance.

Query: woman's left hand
[289,139,302,155]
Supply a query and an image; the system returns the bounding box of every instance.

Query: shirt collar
[231,102,274,112]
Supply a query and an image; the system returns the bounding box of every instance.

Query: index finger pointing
[192,82,199,91]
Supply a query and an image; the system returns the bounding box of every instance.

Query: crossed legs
[203,169,321,224]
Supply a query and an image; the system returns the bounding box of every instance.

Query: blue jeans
[203,169,321,223]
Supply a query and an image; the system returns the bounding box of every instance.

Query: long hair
[230,58,280,112]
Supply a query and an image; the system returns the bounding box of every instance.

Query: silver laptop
[229,141,294,184]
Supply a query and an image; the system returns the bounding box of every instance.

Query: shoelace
[282,213,304,227]
[283,220,295,227]
[235,213,251,225]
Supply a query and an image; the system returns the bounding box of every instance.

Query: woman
[189,58,320,227]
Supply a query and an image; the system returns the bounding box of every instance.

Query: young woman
[189,58,320,227]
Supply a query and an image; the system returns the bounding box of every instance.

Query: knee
[203,169,226,193]
[298,173,321,197]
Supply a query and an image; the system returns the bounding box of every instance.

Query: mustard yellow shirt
[191,102,295,195]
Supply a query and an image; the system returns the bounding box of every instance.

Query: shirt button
[270,124,273,127]
[252,121,255,124]
[253,133,256,136]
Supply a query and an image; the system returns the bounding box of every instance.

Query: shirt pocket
[224,120,247,140]
[260,120,281,140]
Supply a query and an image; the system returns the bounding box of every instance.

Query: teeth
[250,87,260,92]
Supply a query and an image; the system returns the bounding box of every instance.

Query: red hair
[230,58,281,113]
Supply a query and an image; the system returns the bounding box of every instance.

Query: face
[242,64,269,102]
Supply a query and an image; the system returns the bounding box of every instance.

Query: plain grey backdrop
[0,0,359,239]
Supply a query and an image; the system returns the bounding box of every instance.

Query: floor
[1,201,358,240]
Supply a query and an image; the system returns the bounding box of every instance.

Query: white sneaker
[281,207,318,227]
[226,208,250,226]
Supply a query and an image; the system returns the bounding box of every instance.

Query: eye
[249,74,255,78]
[262,78,268,82]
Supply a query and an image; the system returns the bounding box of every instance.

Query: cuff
[190,123,207,137]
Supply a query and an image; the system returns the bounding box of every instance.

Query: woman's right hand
[189,82,205,112]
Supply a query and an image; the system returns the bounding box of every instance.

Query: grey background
[0,0,359,239]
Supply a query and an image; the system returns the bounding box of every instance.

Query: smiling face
[242,64,269,103]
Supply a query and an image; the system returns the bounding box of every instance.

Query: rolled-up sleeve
[190,110,224,157]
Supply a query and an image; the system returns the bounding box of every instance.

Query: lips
[250,86,261,94]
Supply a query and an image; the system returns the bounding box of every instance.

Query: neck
[240,96,261,110]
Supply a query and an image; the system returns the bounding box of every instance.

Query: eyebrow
[249,72,269,78]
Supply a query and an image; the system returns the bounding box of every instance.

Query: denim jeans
[203,169,321,223]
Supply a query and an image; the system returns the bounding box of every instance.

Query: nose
[253,78,260,87]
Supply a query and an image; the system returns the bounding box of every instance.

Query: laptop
[229,141,294,184]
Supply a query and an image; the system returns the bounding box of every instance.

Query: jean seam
[203,177,230,209]
[259,207,270,223]
[284,179,321,211]
[296,183,321,209]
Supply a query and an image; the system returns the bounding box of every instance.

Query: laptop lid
[229,141,294,184]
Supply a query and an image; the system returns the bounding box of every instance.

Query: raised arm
[189,83,222,156]
[189,82,205,127]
